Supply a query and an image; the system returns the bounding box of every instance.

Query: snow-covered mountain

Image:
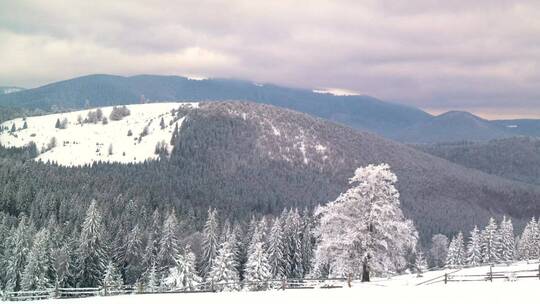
[0,102,197,166]
[0,86,24,95]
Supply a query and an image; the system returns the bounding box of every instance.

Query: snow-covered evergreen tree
[207,240,239,291]
[102,261,124,293]
[300,209,315,276]
[481,218,501,264]
[313,164,418,281]
[445,232,465,268]
[517,217,539,260]
[414,249,428,277]
[244,242,272,290]
[3,216,31,291]
[429,234,448,268]
[165,246,201,291]
[21,228,53,290]
[146,263,159,292]
[158,211,180,271]
[200,208,219,278]
[284,209,303,278]
[76,200,107,287]
[267,218,286,279]
[499,216,515,262]
[467,226,482,266]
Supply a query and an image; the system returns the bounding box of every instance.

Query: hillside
[0,86,24,95]
[0,102,197,166]
[0,74,431,138]
[416,137,540,186]
[1,102,539,240]
[396,111,513,143]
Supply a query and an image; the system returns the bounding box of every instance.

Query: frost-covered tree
[446,232,465,268]
[481,218,500,264]
[414,250,428,277]
[4,216,32,291]
[267,218,286,278]
[284,209,303,278]
[207,240,239,291]
[313,164,418,281]
[200,208,219,278]
[517,217,538,260]
[244,242,272,290]
[429,234,448,268]
[102,261,123,293]
[76,200,107,287]
[165,246,201,291]
[466,226,482,266]
[21,228,53,290]
[146,263,159,292]
[158,212,180,271]
[300,209,315,276]
[499,216,515,262]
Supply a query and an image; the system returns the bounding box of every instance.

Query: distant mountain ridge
[416,137,540,186]
[0,74,538,143]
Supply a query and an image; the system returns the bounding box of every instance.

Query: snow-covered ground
[0,102,197,166]
[23,261,540,304]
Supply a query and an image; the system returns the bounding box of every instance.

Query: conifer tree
[415,249,428,277]
[207,240,239,291]
[21,228,53,290]
[499,216,515,262]
[102,261,124,293]
[267,218,286,279]
[467,226,482,266]
[158,212,180,272]
[244,242,272,290]
[165,245,201,291]
[481,218,501,264]
[200,208,219,278]
[76,200,107,287]
[4,216,32,291]
[146,263,159,292]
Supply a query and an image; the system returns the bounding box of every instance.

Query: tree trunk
[361,261,370,282]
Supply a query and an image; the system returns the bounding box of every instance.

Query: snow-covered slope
[0,102,197,166]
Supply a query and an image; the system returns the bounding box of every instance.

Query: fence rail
[1,277,351,301]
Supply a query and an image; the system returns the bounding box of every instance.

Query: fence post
[444,273,447,284]
[347,274,352,288]
[54,281,59,299]
[538,264,540,280]
[489,265,493,282]
[281,279,286,290]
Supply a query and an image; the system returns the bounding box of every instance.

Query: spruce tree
[158,212,180,271]
[200,208,219,278]
[267,218,286,279]
[21,228,53,290]
[165,245,201,291]
[76,200,107,287]
[244,242,272,290]
[207,240,239,291]
[4,216,32,291]
[481,218,501,264]
[102,261,124,293]
[467,226,482,266]
[415,250,428,277]
[499,216,515,262]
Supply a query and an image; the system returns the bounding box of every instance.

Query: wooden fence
[0,277,350,301]
[416,264,540,286]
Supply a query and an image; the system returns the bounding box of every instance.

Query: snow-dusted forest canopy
[0,163,537,293]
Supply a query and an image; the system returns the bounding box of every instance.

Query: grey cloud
[0,0,539,118]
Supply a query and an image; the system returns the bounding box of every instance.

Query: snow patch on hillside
[0,102,197,166]
[313,88,360,96]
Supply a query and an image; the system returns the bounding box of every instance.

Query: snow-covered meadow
[24,261,540,304]
[0,102,197,166]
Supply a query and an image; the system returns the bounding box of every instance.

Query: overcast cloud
[1,0,539,118]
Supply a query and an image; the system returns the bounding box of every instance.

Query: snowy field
[0,102,197,166]
[23,261,540,304]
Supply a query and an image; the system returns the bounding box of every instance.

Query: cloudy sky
[1,0,539,118]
